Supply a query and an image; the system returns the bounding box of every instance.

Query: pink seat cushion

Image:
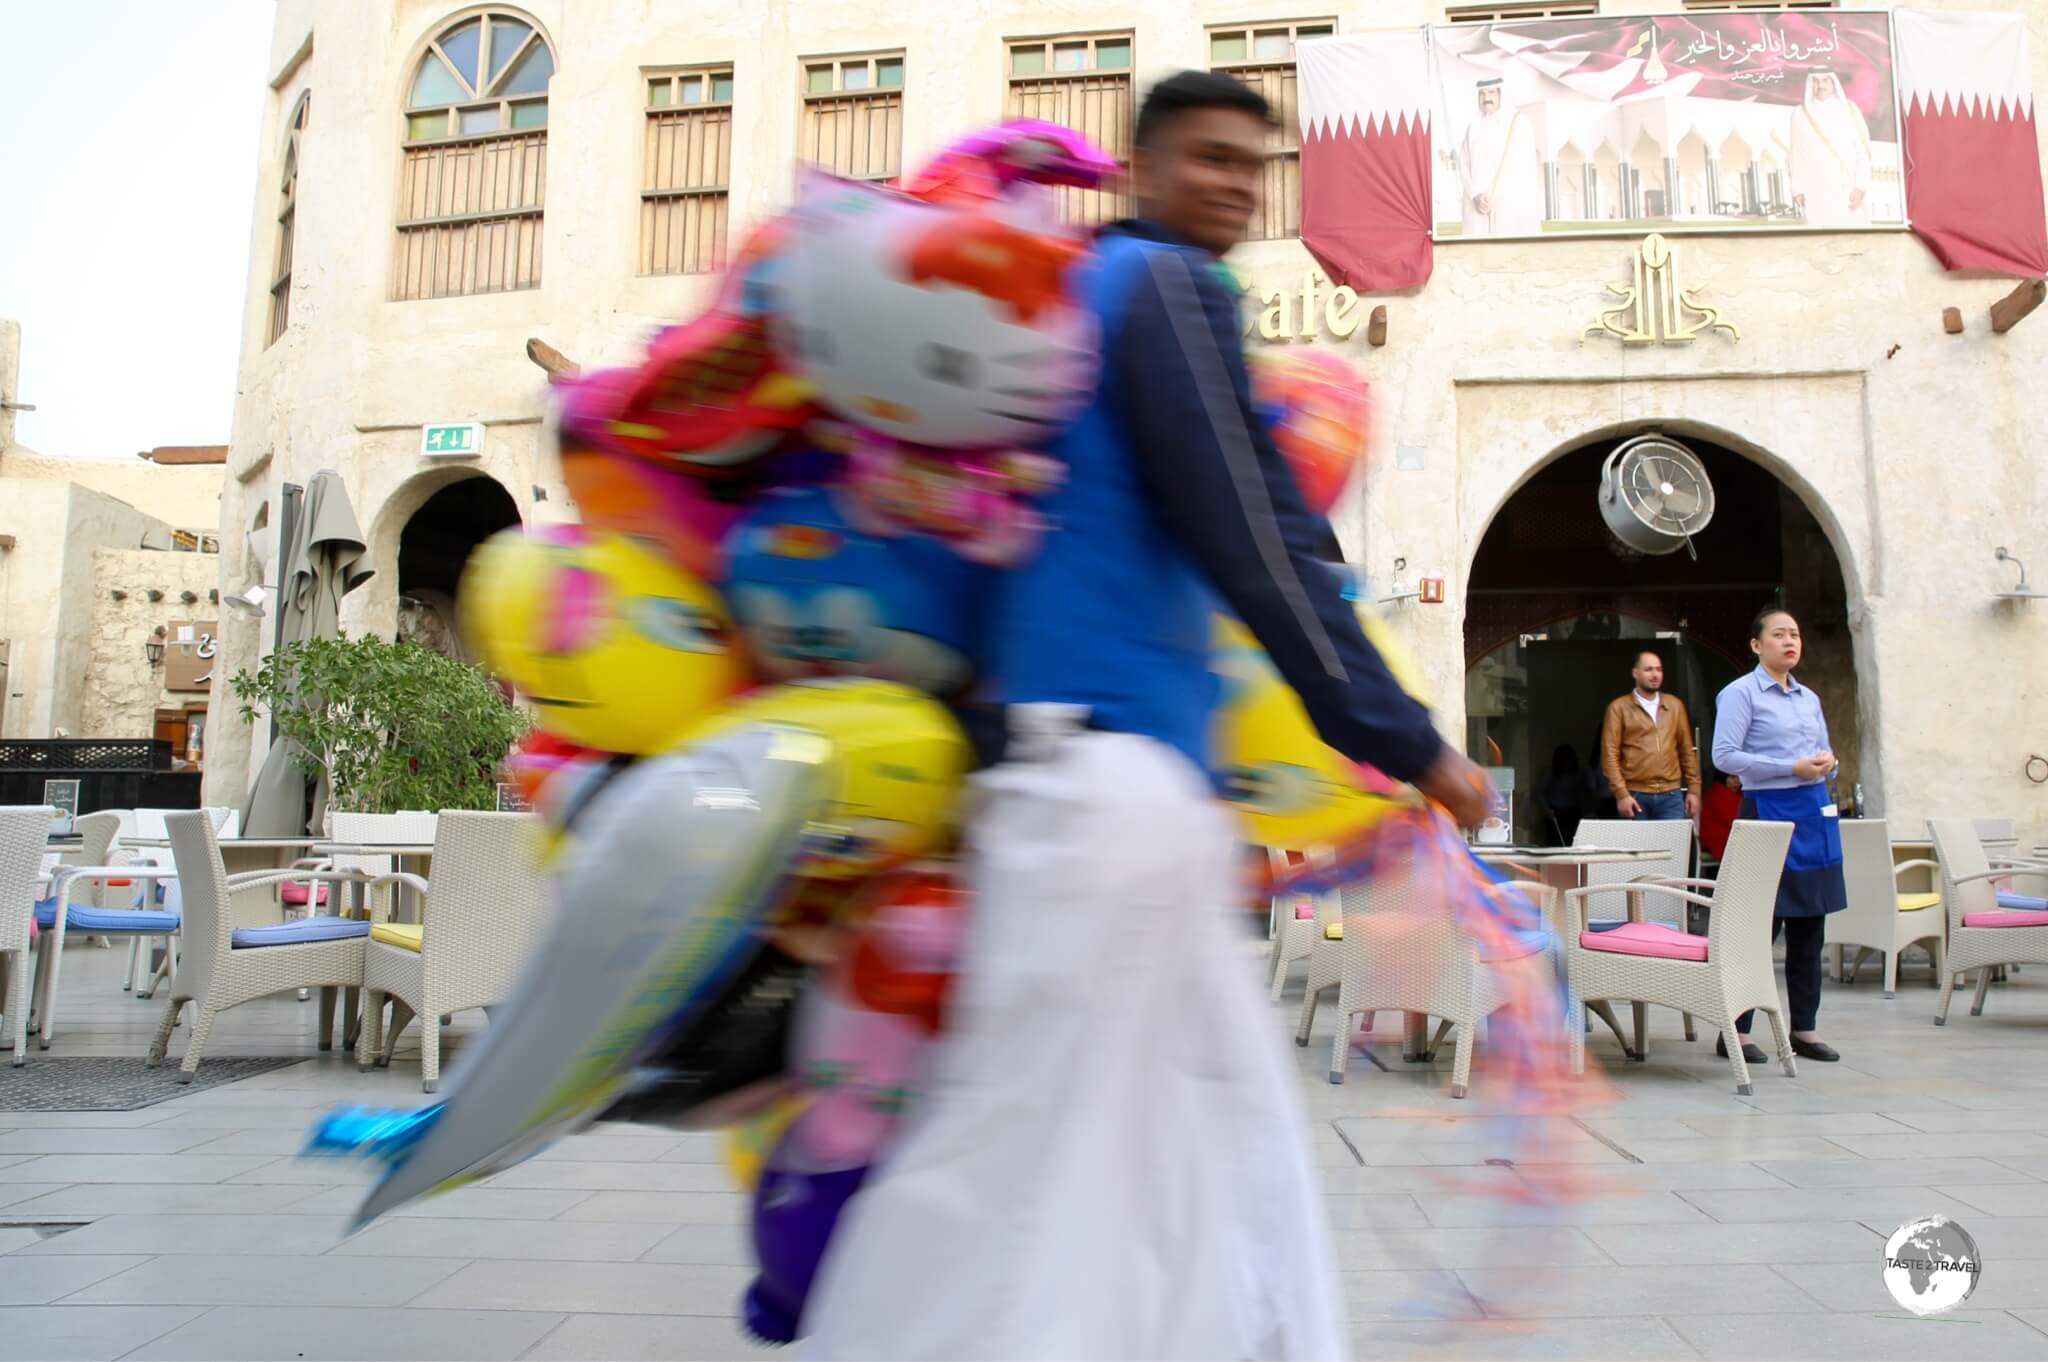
[1294,902,1315,920]
[1579,921,1709,962]
[1962,909,2048,928]
[279,882,329,907]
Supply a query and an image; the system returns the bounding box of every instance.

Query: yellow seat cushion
[1324,921,1344,941]
[1896,892,1942,913]
[369,922,423,951]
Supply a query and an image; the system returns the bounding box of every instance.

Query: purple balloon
[743,1138,870,1346]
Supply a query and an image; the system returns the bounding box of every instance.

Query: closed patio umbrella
[240,469,373,837]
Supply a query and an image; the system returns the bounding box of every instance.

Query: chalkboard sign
[43,778,80,833]
[495,783,531,813]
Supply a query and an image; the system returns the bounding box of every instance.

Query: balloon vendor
[297,78,1533,1362]
[793,72,1489,1361]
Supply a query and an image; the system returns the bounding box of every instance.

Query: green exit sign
[422,422,484,458]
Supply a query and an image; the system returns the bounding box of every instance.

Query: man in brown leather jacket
[1599,650,1701,821]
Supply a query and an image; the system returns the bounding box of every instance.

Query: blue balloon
[723,484,983,696]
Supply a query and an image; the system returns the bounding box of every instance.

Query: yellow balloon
[1209,609,1429,850]
[680,678,969,879]
[723,1096,809,1192]
[459,526,743,755]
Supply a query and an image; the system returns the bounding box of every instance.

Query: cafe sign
[1241,271,1365,344]
[165,619,218,693]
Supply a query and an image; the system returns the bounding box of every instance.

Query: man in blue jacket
[804,72,1490,1360]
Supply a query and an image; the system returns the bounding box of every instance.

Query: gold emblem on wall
[1585,234,1739,346]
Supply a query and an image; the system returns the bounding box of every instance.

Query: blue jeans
[1629,789,1688,821]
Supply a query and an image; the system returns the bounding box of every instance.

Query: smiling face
[723,485,979,696]
[1133,104,1266,256]
[460,526,742,754]
[776,176,1097,449]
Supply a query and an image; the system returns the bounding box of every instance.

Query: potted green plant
[234,634,529,819]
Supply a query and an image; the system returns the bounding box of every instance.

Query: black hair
[1135,70,1274,149]
[1750,603,1797,639]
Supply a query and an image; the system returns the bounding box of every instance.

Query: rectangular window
[800,52,905,184]
[1004,33,1134,225]
[1445,3,1599,21]
[641,66,734,275]
[1209,20,1334,241]
[393,119,547,298]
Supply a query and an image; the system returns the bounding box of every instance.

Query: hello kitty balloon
[772,169,1099,453]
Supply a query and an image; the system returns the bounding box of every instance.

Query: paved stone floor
[1,941,2045,1360]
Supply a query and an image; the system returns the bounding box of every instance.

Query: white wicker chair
[1564,819,1795,1095]
[28,847,190,1054]
[0,807,54,1064]
[50,812,121,907]
[1932,817,2018,864]
[146,811,372,1079]
[1298,858,1557,1097]
[1928,818,2048,1026]
[1574,816,1699,1044]
[117,805,243,1000]
[1827,819,1944,998]
[1267,848,1334,1001]
[1574,818,1696,926]
[357,811,547,1091]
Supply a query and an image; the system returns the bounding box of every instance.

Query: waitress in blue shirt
[1712,605,1847,1063]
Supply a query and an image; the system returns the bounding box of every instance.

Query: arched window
[395,11,556,299]
[267,93,308,346]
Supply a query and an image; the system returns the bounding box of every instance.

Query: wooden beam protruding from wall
[525,338,581,378]
[1990,279,2046,335]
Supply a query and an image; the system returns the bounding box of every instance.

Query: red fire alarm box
[1419,577,1446,604]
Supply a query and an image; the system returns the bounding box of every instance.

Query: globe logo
[1882,1216,1981,1316]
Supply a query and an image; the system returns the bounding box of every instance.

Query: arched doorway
[395,475,521,660]
[1464,430,1856,844]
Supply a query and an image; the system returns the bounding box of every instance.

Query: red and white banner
[1896,10,2048,277]
[1297,32,1435,292]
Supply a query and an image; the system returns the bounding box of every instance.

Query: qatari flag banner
[1297,31,1435,292]
[1896,10,2048,278]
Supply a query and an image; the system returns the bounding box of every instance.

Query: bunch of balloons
[310,119,1403,1346]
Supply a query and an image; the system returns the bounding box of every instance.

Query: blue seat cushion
[34,899,180,933]
[231,917,372,950]
[1996,891,2048,911]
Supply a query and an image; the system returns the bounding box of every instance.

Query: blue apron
[1742,783,1847,918]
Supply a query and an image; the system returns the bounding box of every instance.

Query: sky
[1,1,272,460]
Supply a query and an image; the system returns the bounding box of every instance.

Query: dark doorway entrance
[396,476,521,661]
[1465,431,1855,844]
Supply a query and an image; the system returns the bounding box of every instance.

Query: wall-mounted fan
[1598,434,1715,560]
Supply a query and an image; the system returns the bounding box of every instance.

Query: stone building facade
[1,322,228,746]
[207,0,2048,844]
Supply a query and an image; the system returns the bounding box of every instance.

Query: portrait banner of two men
[1432,11,1902,238]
